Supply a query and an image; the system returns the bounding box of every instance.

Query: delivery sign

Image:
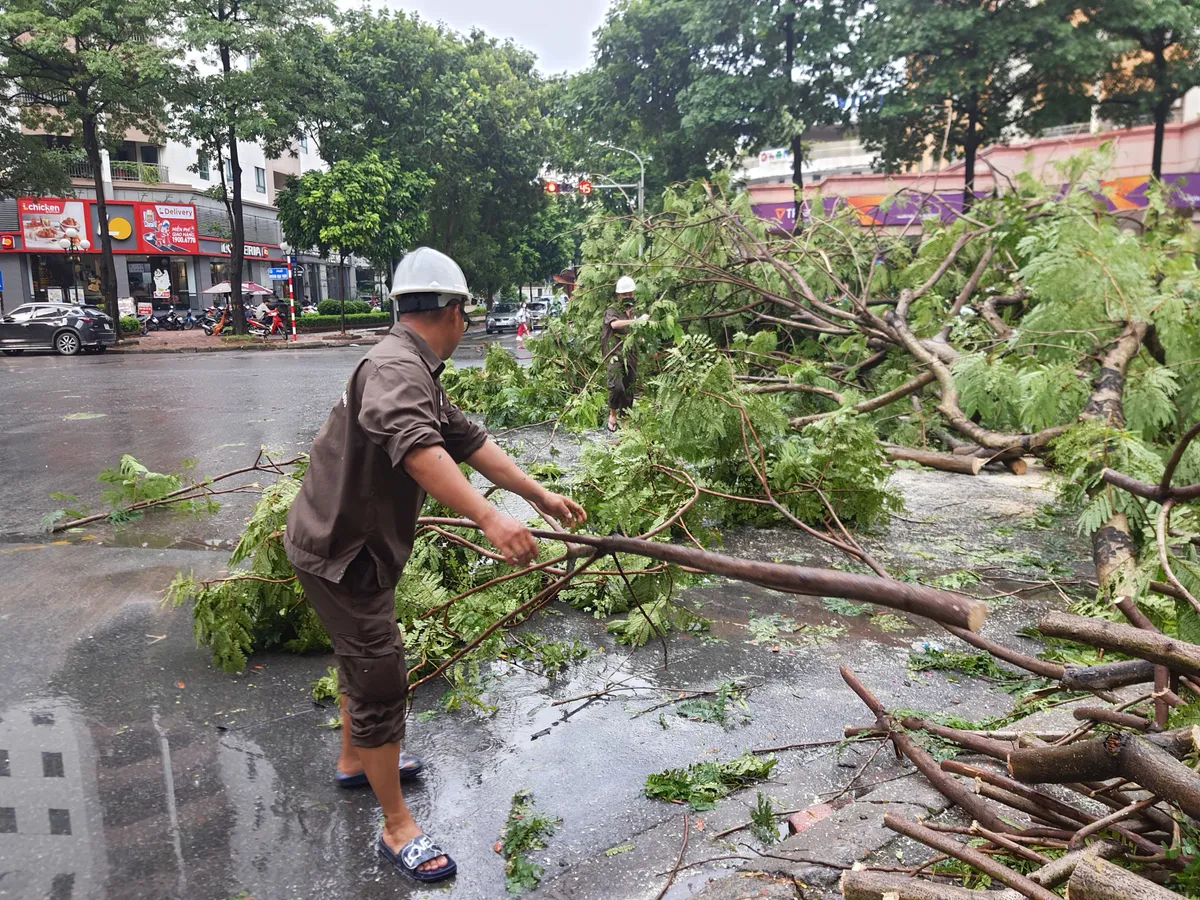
[136,203,199,254]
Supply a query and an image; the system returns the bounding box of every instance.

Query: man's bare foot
[336,750,362,776]
[383,820,449,873]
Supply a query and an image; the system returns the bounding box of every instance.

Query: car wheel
[2,349,24,356]
[55,331,81,356]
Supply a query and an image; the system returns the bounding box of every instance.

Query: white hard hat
[390,247,471,310]
[615,275,636,294]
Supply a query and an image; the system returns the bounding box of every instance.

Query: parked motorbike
[249,306,286,338]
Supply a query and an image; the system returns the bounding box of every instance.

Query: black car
[0,303,117,356]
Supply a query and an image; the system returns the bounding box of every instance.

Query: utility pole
[599,142,645,215]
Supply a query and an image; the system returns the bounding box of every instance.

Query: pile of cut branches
[834,424,1200,898]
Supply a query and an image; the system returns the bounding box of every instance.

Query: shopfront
[0,197,285,310]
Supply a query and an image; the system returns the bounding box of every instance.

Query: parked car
[526,300,550,329]
[0,303,117,356]
[486,301,520,334]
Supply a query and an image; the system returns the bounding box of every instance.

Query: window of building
[0,808,15,834]
[299,133,308,153]
[48,809,71,836]
[127,257,192,310]
[255,167,266,193]
[225,159,233,182]
[0,749,8,777]
[42,752,64,778]
[197,154,210,181]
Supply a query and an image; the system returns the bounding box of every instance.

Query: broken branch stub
[1061,659,1158,691]
[885,445,985,476]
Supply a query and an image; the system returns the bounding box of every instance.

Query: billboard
[18,198,90,251]
[135,203,199,254]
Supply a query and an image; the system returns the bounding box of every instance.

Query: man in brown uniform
[601,275,648,432]
[285,247,585,883]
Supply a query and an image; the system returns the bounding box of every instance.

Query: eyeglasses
[456,301,472,332]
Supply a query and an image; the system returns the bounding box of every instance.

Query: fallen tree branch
[886,445,985,475]
[1067,854,1184,900]
[881,814,1061,900]
[840,666,1011,832]
[652,813,689,900]
[1038,611,1200,676]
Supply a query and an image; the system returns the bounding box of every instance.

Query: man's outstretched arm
[465,440,587,529]
[404,444,540,566]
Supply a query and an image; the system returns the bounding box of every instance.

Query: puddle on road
[0,561,1042,900]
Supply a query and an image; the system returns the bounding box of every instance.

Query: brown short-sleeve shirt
[285,323,487,586]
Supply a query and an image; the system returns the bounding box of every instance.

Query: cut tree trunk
[1062,659,1157,691]
[886,445,985,475]
[1066,855,1183,900]
[1038,611,1200,676]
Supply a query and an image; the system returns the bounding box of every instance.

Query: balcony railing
[66,158,170,184]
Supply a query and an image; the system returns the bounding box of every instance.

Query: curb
[108,340,378,355]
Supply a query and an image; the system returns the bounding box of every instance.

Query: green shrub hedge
[297,313,392,330]
[120,316,141,335]
[315,299,372,316]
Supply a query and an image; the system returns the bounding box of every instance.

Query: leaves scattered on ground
[498,790,560,894]
[644,751,777,811]
[310,666,339,703]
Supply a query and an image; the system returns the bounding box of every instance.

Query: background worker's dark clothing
[285,322,487,747]
[602,305,637,411]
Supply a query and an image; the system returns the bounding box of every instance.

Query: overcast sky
[358,0,611,73]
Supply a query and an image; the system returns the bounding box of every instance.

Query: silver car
[486,301,520,334]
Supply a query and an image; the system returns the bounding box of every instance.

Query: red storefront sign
[17,197,91,251]
[134,202,199,254]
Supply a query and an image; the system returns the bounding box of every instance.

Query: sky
[362,0,611,73]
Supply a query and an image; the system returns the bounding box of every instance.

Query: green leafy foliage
[674,680,751,727]
[749,791,779,846]
[644,751,777,811]
[310,666,339,703]
[498,791,560,894]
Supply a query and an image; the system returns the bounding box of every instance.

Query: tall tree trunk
[783,10,803,226]
[1150,46,1167,181]
[220,39,247,335]
[80,113,120,340]
[962,100,979,210]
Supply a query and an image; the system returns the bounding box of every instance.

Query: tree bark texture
[525,530,988,630]
[81,114,119,332]
[1066,855,1184,900]
[1061,659,1157,692]
[1038,611,1200,676]
[841,871,991,900]
[886,445,985,475]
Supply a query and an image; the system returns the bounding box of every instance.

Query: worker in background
[601,275,649,432]
[285,247,586,884]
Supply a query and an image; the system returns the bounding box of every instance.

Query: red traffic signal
[544,180,559,193]
[578,180,593,195]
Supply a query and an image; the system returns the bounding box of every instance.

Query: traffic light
[578,180,593,195]
[544,180,559,193]
[558,180,575,193]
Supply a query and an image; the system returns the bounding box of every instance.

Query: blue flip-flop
[335,752,424,788]
[378,832,457,883]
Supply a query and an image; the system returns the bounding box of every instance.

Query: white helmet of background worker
[390,247,472,311]
[615,275,636,295]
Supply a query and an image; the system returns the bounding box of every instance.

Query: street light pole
[599,141,646,215]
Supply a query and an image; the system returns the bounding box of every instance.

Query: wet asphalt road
[0,342,1076,899]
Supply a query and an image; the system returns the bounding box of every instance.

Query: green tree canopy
[276,151,430,330]
[856,0,1093,198]
[0,124,70,200]
[1084,0,1200,180]
[0,0,174,325]
[324,11,551,297]
[172,0,335,332]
